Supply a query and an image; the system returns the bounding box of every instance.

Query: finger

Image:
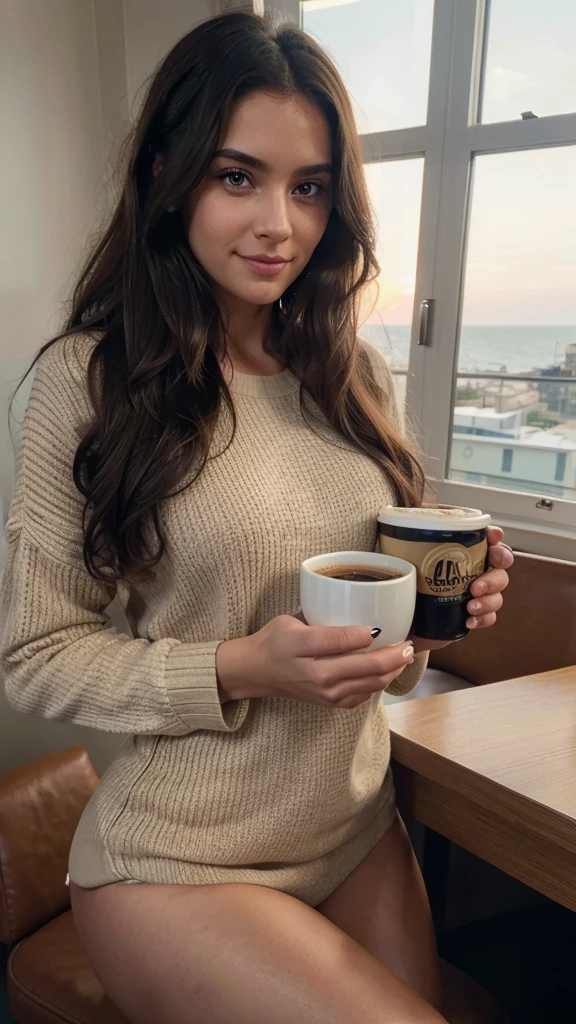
[305,623,387,656]
[470,567,509,597]
[331,666,408,704]
[486,525,504,545]
[314,640,414,686]
[467,592,503,617]
[487,543,515,570]
[467,611,497,630]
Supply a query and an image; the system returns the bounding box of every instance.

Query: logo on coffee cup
[421,545,485,596]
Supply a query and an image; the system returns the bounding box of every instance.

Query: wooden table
[386,666,576,913]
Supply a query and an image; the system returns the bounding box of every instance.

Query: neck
[218,295,286,375]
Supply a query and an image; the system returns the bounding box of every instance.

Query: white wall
[0,0,214,776]
[123,0,213,117]
[1,1,106,514]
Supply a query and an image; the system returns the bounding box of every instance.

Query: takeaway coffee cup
[300,551,417,650]
[377,505,491,642]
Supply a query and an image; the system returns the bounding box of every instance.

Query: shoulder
[355,334,395,391]
[31,333,101,413]
[34,332,100,391]
[355,334,404,434]
[25,333,102,448]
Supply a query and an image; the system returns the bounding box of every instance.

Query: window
[272,0,576,550]
[301,0,434,134]
[448,145,576,500]
[479,0,576,123]
[555,452,567,483]
[358,159,425,412]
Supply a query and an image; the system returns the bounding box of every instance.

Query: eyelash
[216,167,326,197]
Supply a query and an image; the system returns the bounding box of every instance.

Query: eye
[217,168,251,188]
[292,181,324,197]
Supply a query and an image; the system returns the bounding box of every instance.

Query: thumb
[304,623,382,657]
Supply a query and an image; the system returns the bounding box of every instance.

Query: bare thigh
[316,812,442,1010]
[70,878,448,1024]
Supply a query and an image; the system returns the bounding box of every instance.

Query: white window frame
[268,0,576,558]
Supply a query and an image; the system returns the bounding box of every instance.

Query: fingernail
[370,627,382,638]
[474,582,487,595]
[467,617,479,629]
[403,645,415,658]
[469,601,481,613]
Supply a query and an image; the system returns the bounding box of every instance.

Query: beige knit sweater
[0,333,427,906]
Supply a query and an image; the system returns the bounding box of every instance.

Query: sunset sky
[301,0,576,327]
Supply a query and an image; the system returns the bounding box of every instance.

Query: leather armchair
[1,748,508,1022]
[0,746,129,1023]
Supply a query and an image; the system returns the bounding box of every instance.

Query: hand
[216,615,416,710]
[410,525,514,654]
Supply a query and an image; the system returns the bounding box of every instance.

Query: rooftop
[454,406,519,420]
[453,430,576,452]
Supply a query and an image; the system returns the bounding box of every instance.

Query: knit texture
[0,333,427,905]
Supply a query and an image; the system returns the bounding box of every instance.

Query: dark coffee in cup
[377,505,491,641]
[314,564,404,583]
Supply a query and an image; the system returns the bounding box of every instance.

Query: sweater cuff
[384,650,429,697]
[165,640,251,733]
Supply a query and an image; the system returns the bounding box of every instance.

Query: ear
[152,153,164,178]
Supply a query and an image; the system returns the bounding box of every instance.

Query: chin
[222,283,286,306]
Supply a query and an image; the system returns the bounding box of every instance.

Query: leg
[70,878,448,1024]
[316,811,442,1011]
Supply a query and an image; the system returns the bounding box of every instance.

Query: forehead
[220,91,332,166]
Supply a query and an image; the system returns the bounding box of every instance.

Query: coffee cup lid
[377,504,491,532]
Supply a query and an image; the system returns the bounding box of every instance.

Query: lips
[236,253,292,277]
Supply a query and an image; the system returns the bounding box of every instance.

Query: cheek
[294,203,331,255]
[187,193,243,259]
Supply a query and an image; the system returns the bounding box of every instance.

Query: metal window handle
[418,298,435,346]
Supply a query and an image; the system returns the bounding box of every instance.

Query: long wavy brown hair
[9,9,424,587]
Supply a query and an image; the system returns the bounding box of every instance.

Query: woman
[1,11,512,1023]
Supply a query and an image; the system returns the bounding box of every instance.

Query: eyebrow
[213,148,332,176]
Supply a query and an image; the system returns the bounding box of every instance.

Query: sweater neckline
[227,366,300,398]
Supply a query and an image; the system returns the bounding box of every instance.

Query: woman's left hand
[411,525,514,654]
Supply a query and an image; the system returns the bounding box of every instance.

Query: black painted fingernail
[370,627,382,638]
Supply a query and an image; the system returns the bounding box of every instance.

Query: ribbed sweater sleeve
[359,337,429,696]
[0,338,250,736]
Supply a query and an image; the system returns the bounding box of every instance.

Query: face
[182,90,333,313]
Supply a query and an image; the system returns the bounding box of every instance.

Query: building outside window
[555,452,567,483]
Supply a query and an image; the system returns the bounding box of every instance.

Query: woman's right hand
[216,615,415,710]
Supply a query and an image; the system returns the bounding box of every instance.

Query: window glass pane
[300,0,434,134]
[479,0,576,123]
[359,158,425,413]
[555,452,567,482]
[449,147,576,501]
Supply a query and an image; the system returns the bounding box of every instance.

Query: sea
[360,324,576,375]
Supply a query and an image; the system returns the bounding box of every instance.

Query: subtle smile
[236,253,293,276]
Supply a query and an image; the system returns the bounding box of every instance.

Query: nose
[252,188,292,244]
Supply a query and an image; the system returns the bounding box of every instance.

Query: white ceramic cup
[300,551,417,650]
